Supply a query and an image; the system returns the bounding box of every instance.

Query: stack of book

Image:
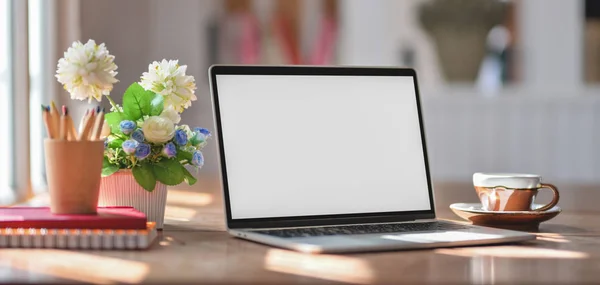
[0,207,157,249]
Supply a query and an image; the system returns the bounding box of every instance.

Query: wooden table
[2,182,600,284]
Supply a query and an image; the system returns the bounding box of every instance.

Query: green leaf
[105,112,129,134]
[102,157,119,177]
[149,93,164,116]
[152,159,185,186]
[180,165,197,185]
[176,150,193,162]
[108,138,124,149]
[132,163,157,192]
[123,83,153,120]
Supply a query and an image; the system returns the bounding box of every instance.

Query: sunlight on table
[535,233,571,243]
[264,249,374,284]
[0,249,149,284]
[167,190,213,207]
[164,205,198,222]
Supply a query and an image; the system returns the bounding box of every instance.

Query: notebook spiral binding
[0,222,157,250]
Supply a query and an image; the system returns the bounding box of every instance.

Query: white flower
[159,105,181,124]
[56,39,118,102]
[142,116,175,143]
[110,104,123,112]
[139,59,197,113]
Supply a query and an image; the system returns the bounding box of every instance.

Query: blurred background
[1,0,599,204]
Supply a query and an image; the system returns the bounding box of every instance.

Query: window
[29,0,45,193]
[0,0,13,202]
[1,0,33,204]
[0,0,80,205]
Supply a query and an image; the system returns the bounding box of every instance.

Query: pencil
[66,113,77,141]
[41,105,55,139]
[77,109,90,141]
[60,106,68,140]
[78,109,89,135]
[91,107,105,140]
[50,101,60,139]
[61,106,77,140]
[87,108,98,140]
[79,108,96,141]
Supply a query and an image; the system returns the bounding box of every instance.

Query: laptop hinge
[238,219,442,231]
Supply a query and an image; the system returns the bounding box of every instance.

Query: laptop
[208,65,535,254]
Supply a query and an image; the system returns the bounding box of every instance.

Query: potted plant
[56,40,210,228]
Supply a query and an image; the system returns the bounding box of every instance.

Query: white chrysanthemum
[55,39,118,102]
[139,59,197,113]
[159,105,181,124]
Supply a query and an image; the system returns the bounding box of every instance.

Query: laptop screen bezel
[209,65,436,229]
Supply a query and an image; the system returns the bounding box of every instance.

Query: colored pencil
[91,107,105,140]
[77,110,90,141]
[66,113,77,141]
[79,108,96,141]
[60,106,77,141]
[78,109,89,135]
[60,106,68,140]
[41,105,56,139]
[50,101,60,138]
[43,105,105,141]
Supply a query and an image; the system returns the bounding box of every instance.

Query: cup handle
[534,183,560,211]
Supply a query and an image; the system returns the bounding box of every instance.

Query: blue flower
[131,129,145,143]
[104,139,108,149]
[122,139,138,154]
[174,129,188,146]
[189,132,205,146]
[120,120,136,135]
[135,143,151,160]
[191,151,204,167]
[162,142,177,158]
[194,127,211,137]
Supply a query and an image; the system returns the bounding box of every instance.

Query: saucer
[449,203,561,231]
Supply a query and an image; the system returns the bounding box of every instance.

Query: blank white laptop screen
[215,74,431,219]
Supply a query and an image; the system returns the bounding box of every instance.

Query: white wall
[337,0,600,183]
[519,0,584,92]
[338,0,443,89]
[146,0,220,181]
[423,91,600,183]
[79,0,599,185]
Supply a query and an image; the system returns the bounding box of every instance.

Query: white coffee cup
[473,173,560,212]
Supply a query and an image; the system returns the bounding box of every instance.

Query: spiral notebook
[0,207,157,249]
[0,222,157,250]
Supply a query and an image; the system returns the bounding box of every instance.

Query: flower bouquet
[56,39,209,226]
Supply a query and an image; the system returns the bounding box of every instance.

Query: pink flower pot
[98,170,167,229]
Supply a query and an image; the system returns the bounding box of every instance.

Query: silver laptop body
[209,65,534,254]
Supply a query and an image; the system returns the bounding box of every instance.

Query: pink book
[0,207,147,229]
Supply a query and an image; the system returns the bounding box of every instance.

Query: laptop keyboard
[252,221,471,238]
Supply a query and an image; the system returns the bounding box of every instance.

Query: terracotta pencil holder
[44,139,104,214]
